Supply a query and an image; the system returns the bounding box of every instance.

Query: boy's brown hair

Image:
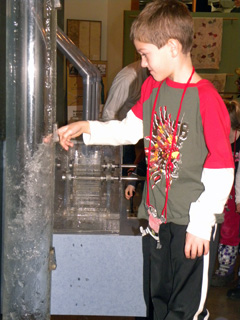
[130,0,194,54]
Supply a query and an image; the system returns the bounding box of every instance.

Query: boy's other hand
[185,232,209,259]
[57,121,90,151]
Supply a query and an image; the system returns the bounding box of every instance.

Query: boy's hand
[125,185,135,200]
[185,232,209,259]
[57,121,90,150]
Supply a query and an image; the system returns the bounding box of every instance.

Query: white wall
[64,0,132,92]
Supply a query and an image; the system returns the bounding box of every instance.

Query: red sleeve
[198,81,234,169]
[131,76,159,120]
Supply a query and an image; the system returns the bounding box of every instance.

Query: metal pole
[3,0,57,319]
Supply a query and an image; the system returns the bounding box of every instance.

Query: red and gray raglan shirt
[84,75,234,241]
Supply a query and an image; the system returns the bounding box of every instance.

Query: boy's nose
[141,58,148,68]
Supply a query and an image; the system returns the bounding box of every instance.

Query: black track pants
[144,223,219,320]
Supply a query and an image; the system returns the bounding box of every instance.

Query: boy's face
[134,40,173,82]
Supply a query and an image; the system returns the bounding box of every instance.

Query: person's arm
[185,168,234,258]
[57,121,90,151]
[185,86,234,259]
[83,109,143,146]
[125,155,146,200]
[57,109,143,150]
[125,185,136,200]
[57,75,154,151]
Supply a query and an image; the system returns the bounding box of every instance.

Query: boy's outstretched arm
[185,232,209,259]
[57,110,144,149]
[57,121,90,150]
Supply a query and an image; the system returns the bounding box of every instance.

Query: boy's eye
[135,52,142,61]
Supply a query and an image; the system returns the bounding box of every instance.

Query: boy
[57,1,234,319]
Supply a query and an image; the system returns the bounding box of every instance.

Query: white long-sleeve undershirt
[83,110,234,241]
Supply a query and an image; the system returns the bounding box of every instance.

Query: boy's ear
[167,39,181,58]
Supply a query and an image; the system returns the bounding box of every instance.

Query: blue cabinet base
[51,234,147,317]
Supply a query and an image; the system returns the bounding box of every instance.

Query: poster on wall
[67,19,101,60]
[191,18,223,69]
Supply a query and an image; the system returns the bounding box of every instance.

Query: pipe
[56,27,101,120]
[0,0,6,310]
[2,0,57,319]
[62,175,146,182]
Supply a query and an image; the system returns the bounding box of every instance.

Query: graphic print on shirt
[145,106,189,189]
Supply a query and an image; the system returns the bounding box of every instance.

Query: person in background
[211,99,240,287]
[102,60,148,121]
[57,1,234,318]
[102,60,148,175]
